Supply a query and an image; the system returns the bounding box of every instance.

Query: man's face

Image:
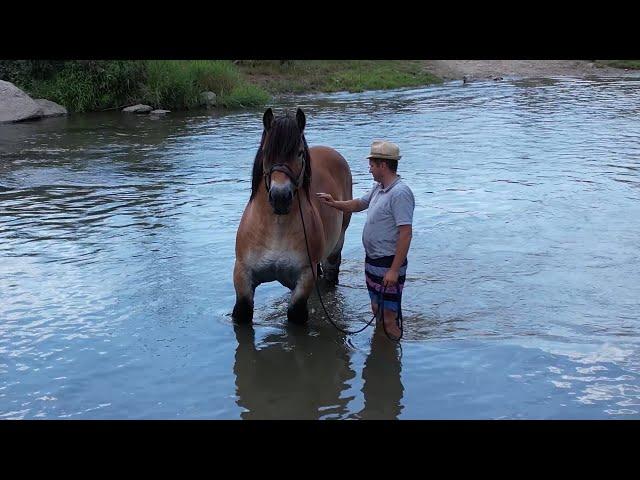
[369,159,384,182]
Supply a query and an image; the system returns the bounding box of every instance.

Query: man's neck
[380,173,398,189]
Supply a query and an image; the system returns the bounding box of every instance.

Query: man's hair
[371,158,398,173]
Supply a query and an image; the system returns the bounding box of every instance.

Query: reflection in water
[233,323,355,420]
[233,281,405,419]
[233,321,404,420]
[354,325,404,420]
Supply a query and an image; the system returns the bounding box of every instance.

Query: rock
[150,109,170,115]
[34,99,67,117]
[493,76,504,81]
[0,80,42,123]
[199,91,217,108]
[122,104,153,114]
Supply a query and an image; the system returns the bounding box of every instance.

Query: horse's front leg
[287,265,316,324]
[232,260,256,323]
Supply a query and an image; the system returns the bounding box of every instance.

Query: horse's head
[251,107,311,215]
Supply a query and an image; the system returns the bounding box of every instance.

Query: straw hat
[366,140,402,161]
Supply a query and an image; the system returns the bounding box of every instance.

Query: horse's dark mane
[250,130,267,202]
[250,113,312,202]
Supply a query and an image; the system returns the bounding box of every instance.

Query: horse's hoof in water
[322,267,339,286]
[287,300,309,324]
[232,299,254,324]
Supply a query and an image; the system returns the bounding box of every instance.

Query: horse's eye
[298,150,304,157]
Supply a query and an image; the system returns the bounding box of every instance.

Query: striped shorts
[365,255,407,313]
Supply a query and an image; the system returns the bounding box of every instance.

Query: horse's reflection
[233,314,404,420]
[233,322,355,419]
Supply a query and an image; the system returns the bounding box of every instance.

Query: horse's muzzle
[269,185,293,215]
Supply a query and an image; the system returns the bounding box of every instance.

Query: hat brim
[366,154,402,160]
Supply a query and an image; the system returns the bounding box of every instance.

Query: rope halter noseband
[263,149,306,196]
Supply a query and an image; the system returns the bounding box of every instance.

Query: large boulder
[34,99,67,118]
[122,104,153,114]
[0,80,42,123]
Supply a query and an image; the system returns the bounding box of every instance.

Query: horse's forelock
[263,115,301,160]
[250,113,312,203]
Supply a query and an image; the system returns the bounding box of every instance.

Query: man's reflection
[356,324,404,419]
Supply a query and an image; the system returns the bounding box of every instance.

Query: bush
[141,60,270,110]
[0,60,64,87]
[140,60,201,110]
[27,60,146,112]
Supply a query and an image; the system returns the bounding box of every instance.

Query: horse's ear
[296,108,306,133]
[263,108,274,131]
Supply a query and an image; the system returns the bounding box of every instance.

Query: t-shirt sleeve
[391,187,415,226]
[359,185,376,207]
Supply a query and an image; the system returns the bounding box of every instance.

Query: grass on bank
[595,60,640,70]
[235,60,443,94]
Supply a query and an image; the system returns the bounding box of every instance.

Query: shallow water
[1,75,640,419]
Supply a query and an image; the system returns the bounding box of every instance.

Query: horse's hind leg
[323,228,346,285]
[288,267,315,324]
[232,261,255,323]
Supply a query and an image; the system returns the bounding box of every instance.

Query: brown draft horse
[232,108,353,324]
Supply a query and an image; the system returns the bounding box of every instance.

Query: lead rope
[297,194,403,342]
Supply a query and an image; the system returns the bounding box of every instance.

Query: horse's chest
[251,250,303,289]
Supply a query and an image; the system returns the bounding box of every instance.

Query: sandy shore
[421,60,632,81]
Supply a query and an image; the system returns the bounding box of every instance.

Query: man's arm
[383,225,413,287]
[316,193,367,213]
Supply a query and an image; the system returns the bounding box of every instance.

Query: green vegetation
[596,60,640,70]
[0,60,444,113]
[140,60,269,110]
[236,60,443,94]
[28,61,146,112]
[0,60,271,113]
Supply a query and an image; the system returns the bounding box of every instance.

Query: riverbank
[1,60,637,117]
[420,60,637,81]
[0,60,443,115]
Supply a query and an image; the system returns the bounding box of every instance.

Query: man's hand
[316,192,336,207]
[383,268,399,288]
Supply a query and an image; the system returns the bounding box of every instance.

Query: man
[316,140,415,340]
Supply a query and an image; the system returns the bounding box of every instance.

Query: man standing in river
[316,140,415,340]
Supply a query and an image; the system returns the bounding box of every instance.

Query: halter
[263,154,306,195]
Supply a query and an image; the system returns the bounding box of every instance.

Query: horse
[232,107,353,324]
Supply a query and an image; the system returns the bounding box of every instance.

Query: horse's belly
[320,210,344,260]
[251,251,304,290]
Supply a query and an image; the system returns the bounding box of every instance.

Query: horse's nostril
[271,189,292,204]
